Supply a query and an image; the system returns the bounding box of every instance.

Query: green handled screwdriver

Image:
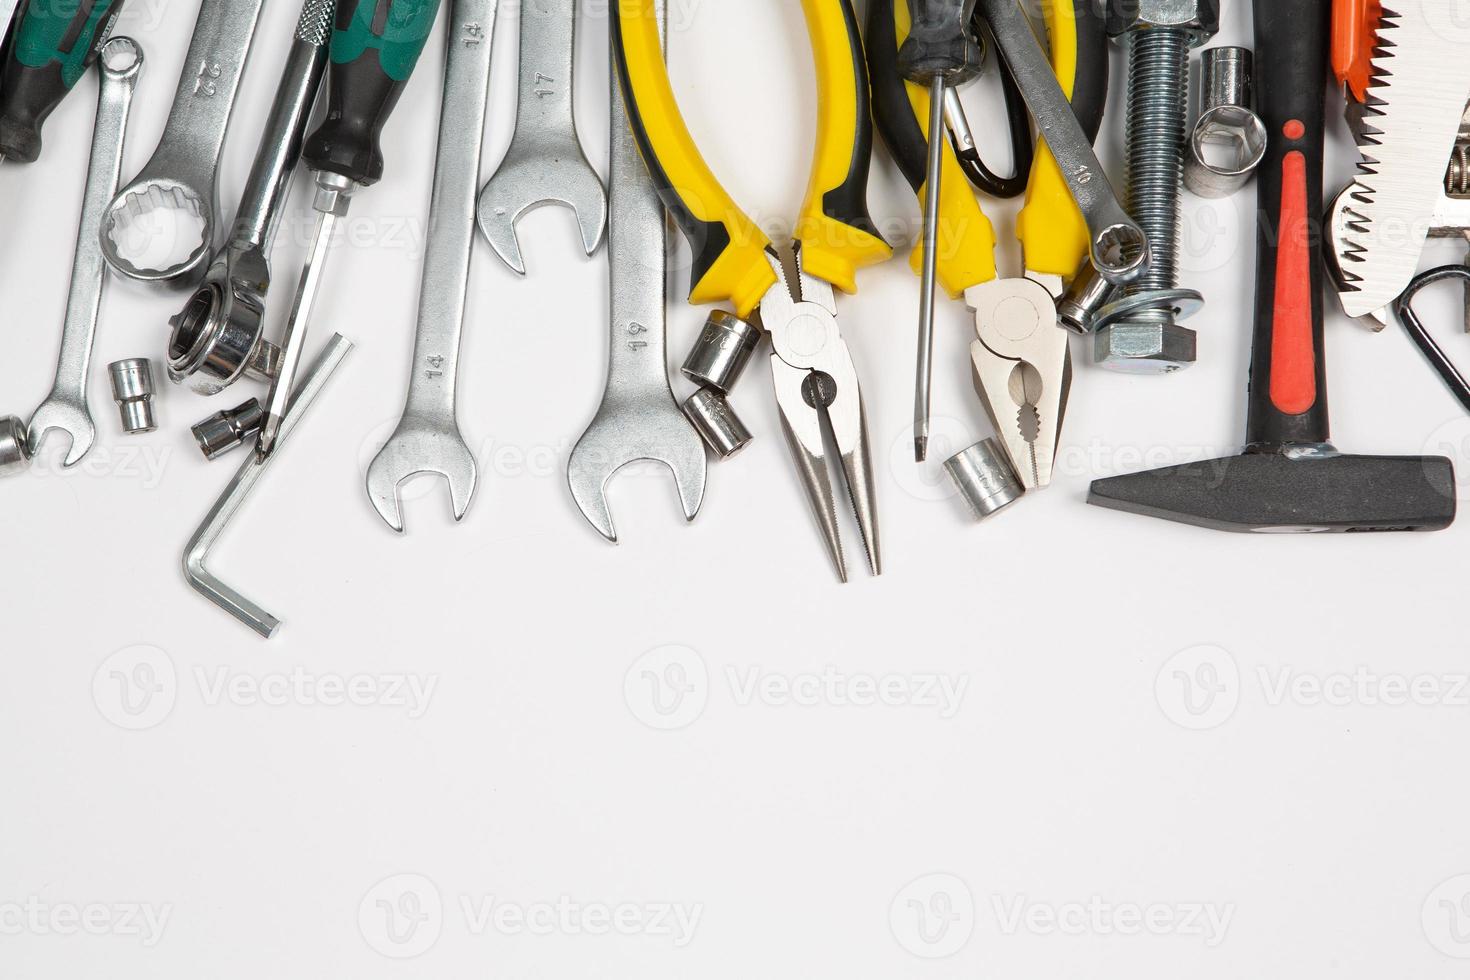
[258,0,445,458]
[0,0,126,164]
[898,0,982,462]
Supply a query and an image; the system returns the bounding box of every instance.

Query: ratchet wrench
[166,0,334,395]
[100,0,265,284]
[26,36,143,466]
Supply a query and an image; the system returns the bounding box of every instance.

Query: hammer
[1088,0,1457,533]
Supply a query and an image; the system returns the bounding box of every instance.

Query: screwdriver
[0,0,126,164]
[898,0,982,462]
[257,0,446,458]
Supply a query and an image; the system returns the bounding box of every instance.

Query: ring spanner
[100,0,265,284]
[26,37,143,467]
[166,0,334,395]
[365,0,498,532]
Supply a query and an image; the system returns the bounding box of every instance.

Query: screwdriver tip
[914,436,928,463]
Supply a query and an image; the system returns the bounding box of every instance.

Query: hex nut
[1106,0,1220,42]
[1093,322,1198,374]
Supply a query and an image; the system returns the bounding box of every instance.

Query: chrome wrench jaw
[26,37,143,468]
[475,0,607,274]
[364,0,499,533]
[567,0,706,543]
[100,0,266,284]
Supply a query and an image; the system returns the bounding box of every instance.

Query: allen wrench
[183,335,353,638]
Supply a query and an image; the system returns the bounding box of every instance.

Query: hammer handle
[1246,0,1332,449]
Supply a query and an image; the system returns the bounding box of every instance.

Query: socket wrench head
[682,388,752,459]
[0,416,31,476]
[1184,48,1267,198]
[167,249,279,395]
[945,438,1024,519]
[192,398,264,460]
[108,358,157,433]
[682,310,761,393]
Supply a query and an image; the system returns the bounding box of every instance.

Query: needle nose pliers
[612,0,893,582]
[867,0,1108,490]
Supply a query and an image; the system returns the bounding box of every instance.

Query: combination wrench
[566,0,706,541]
[100,0,265,284]
[476,0,606,274]
[26,37,143,467]
[166,0,335,395]
[977,0,1149,286]
[365,0,498,532]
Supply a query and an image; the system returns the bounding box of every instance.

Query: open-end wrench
[567,0,705,541]
[184,334,353,639]
[977,0,1149,285]
[99,0,265,284]
[26,36,143,466]
[166,0,334,395]
[365,0,498,532]
[475,0,606,274]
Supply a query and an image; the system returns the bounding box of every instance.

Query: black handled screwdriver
[258,0,446,458]
[898,0,982,462]
[0,0,127,164]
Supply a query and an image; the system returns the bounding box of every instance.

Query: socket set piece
[108,358,157,433]
[1184,47,1267,198]
[945,438,1024,520]
[0,416,30,477]
[682,388,753,459]
[679,310,760,458]
[192,399,264,460]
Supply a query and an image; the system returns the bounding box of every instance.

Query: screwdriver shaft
[915,75,947,463]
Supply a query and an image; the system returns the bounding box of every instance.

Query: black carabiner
[1393,264,1470,414]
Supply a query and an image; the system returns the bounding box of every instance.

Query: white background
[3,0,1470,977]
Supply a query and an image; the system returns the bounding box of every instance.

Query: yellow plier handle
[1014,0,1109,279]
[612,0,891,319]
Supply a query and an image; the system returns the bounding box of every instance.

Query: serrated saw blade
[1335,3,1470,319]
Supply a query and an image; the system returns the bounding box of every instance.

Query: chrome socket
[682,388,752,459]
[192,398,264,460]
[108,358,157,433]
[945,438,1024,519]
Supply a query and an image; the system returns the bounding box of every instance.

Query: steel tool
[166,0,334,395]
[944,437,1022,519]
[0,0,125,164]
[898,0,982,461]
[870,0,1106,490]
[1092,0,1217,372]
[1332,2,1470,319]
[1184,47,1266,199]
[107,357,155,432]
[0,415,28,476]
[184,335,353,639]
[976,0,1148,287]
[366,0,497,532]
[258,0,446,459]
[193,399,264,459]
[567,0,706,542]
[477,0,605,274]
[26,36,141,467]
[99,0,265,283]
[1090,0,1457,533]
[613,0,892,581]
[1391,265,1470,413]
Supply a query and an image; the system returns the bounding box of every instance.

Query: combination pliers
[612,0,893,581]
[868,0,1109,489]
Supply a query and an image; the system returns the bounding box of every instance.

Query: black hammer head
[1088,451,1458,532]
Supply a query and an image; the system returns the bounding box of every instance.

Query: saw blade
[1335,4,1470,319]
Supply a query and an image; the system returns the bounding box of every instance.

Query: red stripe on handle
[1269,147,1317,416]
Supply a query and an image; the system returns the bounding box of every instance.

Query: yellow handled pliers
[612,0,893,582]
[869,0,1109,489]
